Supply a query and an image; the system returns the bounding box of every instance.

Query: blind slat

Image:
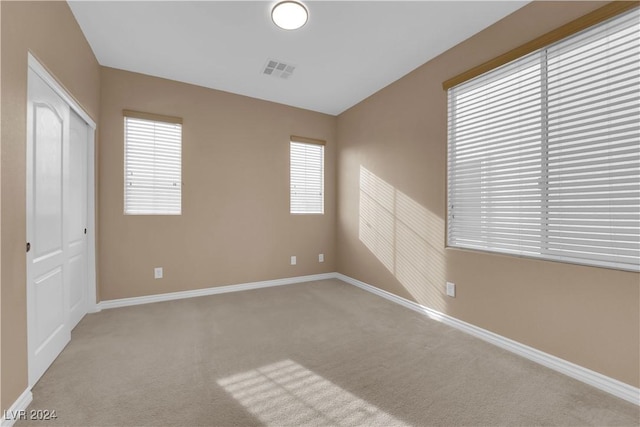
[124,116,182,215]
[447,8,640,272]
[290,141,324,214]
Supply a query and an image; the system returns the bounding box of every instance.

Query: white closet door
[26,68,71,385]
[67,110,89,329]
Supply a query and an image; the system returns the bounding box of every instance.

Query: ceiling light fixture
[271,1,308,30]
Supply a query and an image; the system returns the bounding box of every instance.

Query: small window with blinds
[124,111,182,215]
[447,8,639,271]
[290,138,324,214]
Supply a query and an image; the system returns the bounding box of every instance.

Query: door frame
[26,53,98,384]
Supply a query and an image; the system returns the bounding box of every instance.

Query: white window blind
[124,115,182,215]
[447,8,640,271]
[290,140,324,214]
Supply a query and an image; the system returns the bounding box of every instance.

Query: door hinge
[84,228,87,234]
[26,242,31,253]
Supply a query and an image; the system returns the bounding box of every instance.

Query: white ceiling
[68,1,529,116]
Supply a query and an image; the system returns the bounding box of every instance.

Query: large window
[290,137,324,214]
[124,111,182,215]
[447,8,639,271]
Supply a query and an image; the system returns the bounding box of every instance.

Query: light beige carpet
[19,279,639,426]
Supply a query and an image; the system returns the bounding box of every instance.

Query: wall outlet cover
[319,254,324,262]
[154,267,163,279]
[446,282,456,297]
[290,256,297,265]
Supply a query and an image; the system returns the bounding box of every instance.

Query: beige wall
[1,0,637,414]
[0,0,101,412]
[99,68,336,301]
[336,1,640,388]
[0,0,3,410]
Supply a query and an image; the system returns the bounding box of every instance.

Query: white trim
[95,271,639,405]
[26,54,99,385]
[27,53,96,129]
[1,389,33,427]
[86,127,99,313]
[335,273,640,406]
[27,53,99,313]
[98,273,336,310]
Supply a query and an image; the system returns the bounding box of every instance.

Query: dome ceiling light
[271,1,308,30]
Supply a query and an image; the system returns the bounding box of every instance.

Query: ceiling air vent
[263,59,296,80]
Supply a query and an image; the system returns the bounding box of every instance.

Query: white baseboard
[1,388,33,427]
[93,270,638,405]
[98,273,336,310]
[335,273,640,406]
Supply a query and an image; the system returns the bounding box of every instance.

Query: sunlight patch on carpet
[217,359,408,426]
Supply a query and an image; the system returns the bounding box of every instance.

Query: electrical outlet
[154,267,163,279]
[290,256,297,265]
[446,282,456,297]
[318,253,324,263]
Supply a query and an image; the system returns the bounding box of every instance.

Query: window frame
[445,6,640,272]
[123,110,183,216]
[289,136,325,215]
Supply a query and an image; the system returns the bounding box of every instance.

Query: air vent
[263,59,296,79]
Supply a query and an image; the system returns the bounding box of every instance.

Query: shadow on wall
[218,359,408,426]
[359,166,446,311]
